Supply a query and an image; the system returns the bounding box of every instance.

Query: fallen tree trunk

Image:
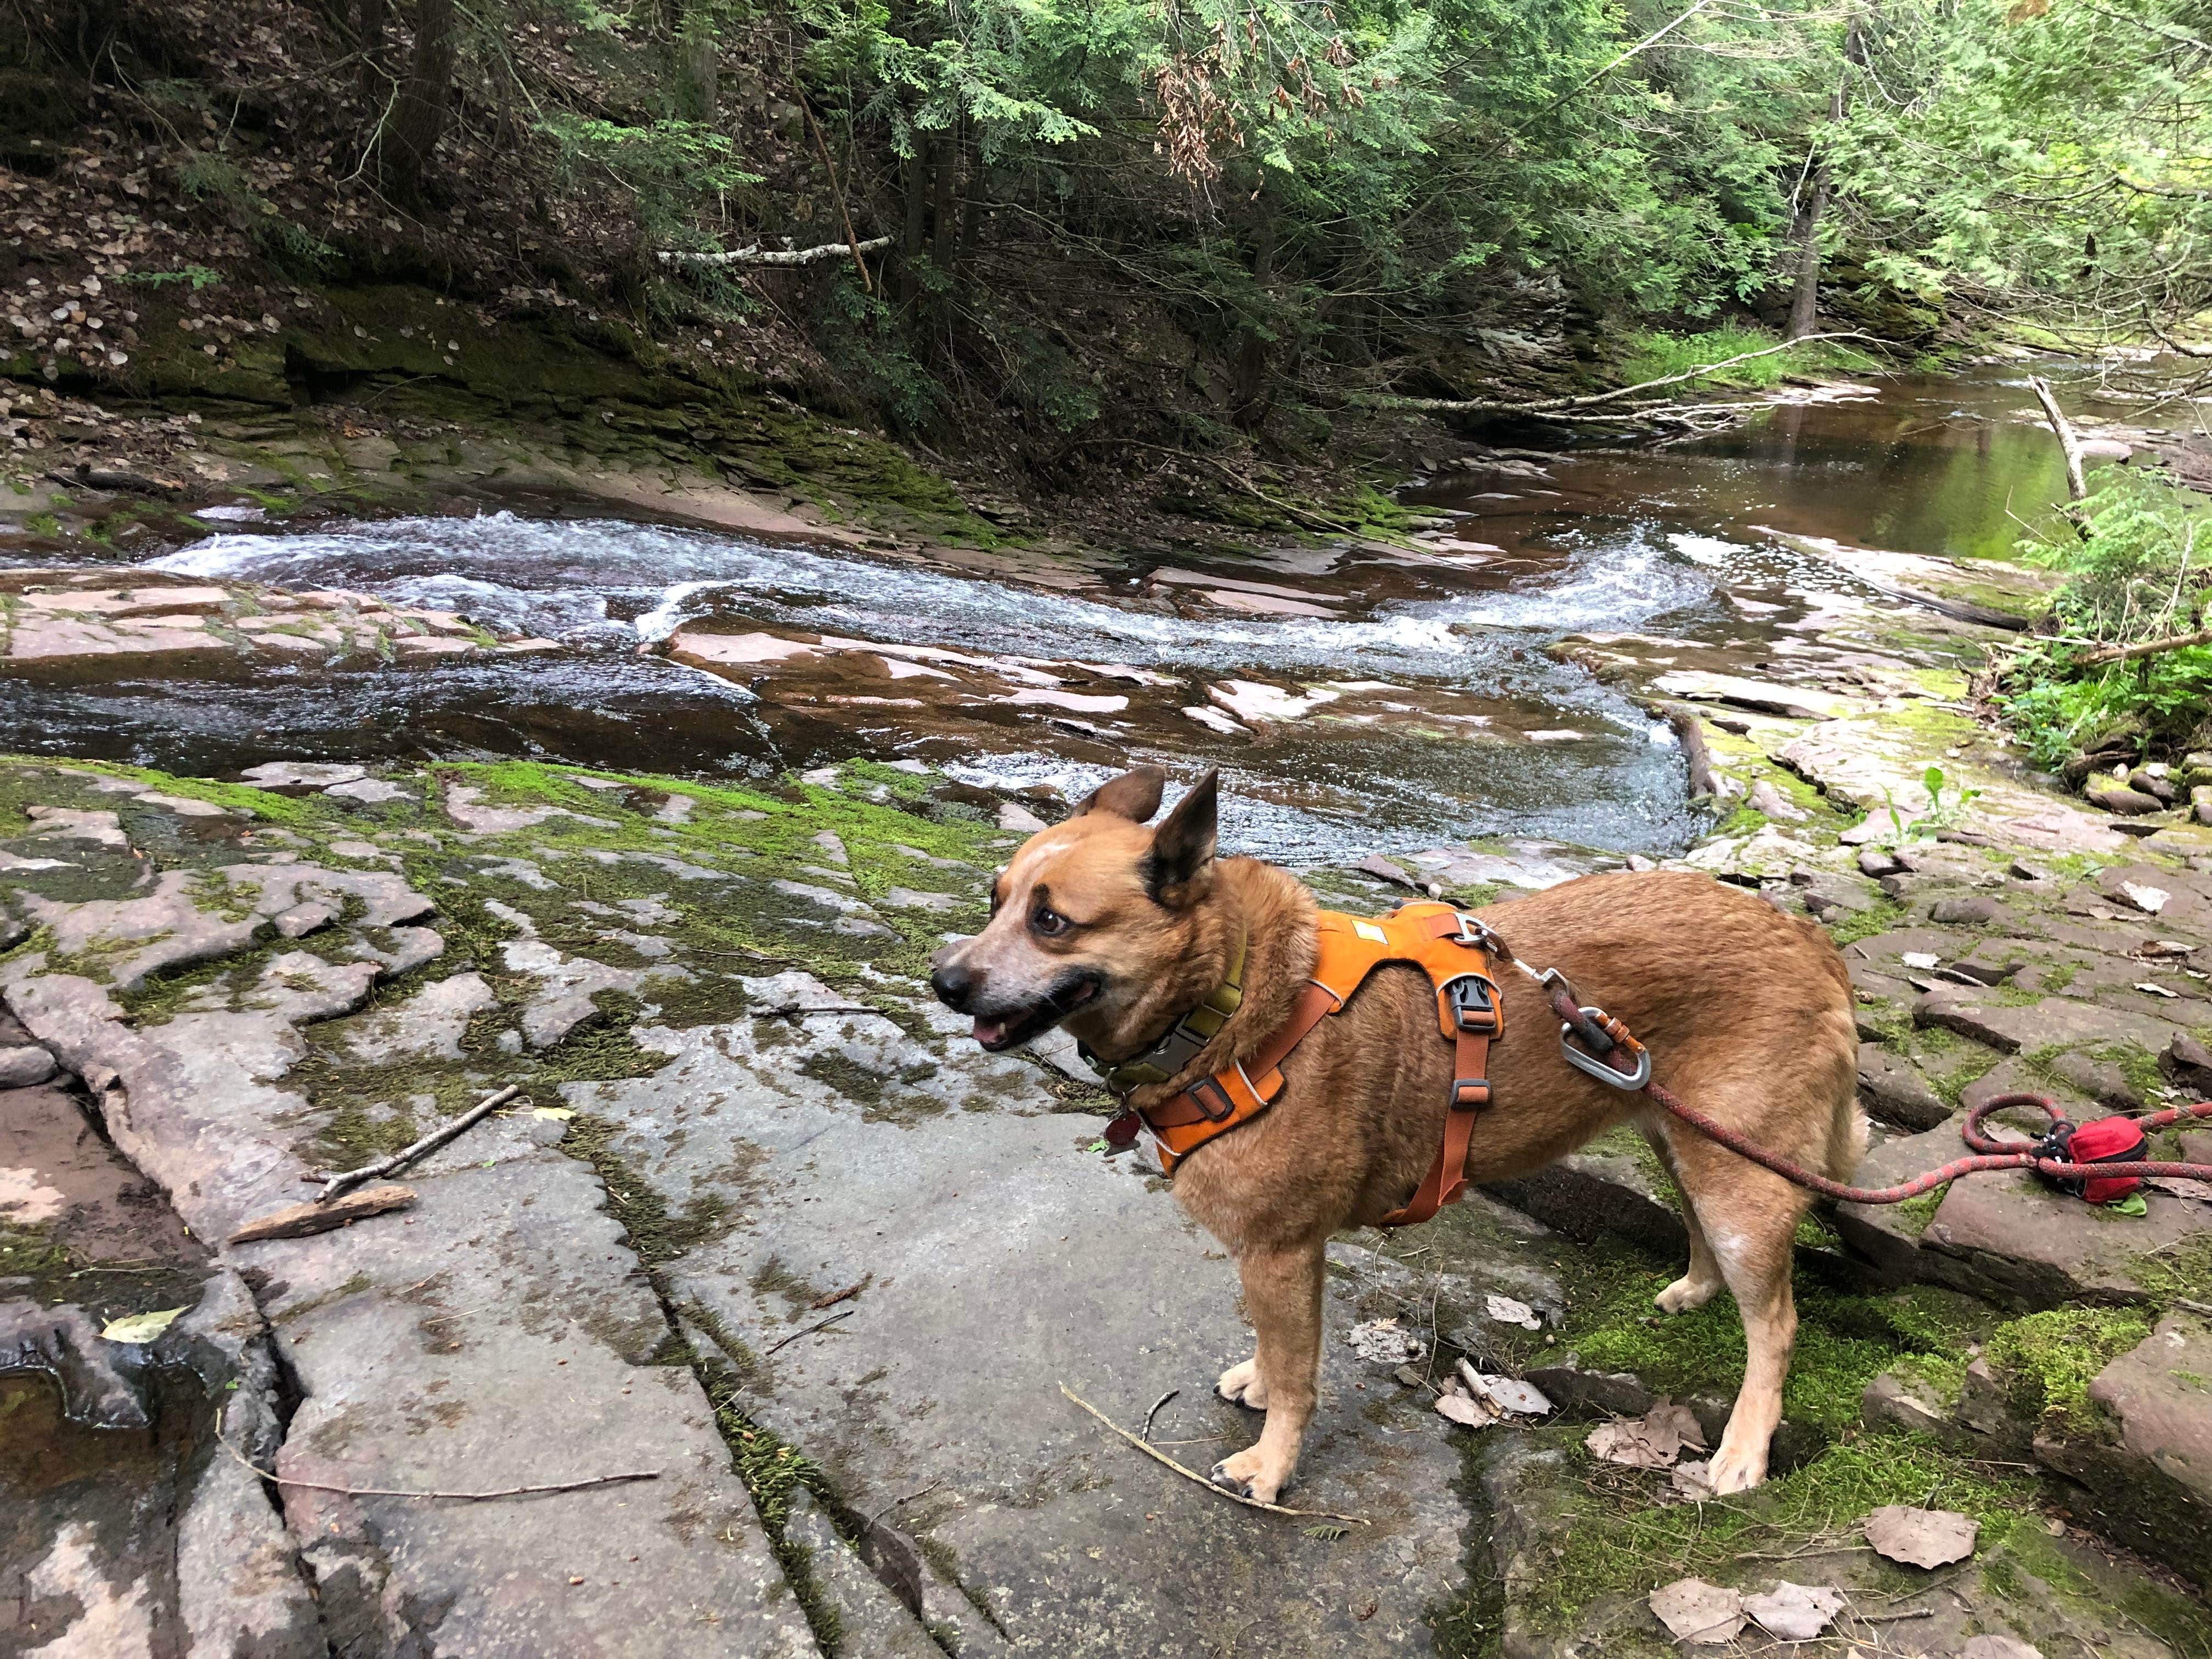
[658,236,891,268]
[1364,332,1877,419]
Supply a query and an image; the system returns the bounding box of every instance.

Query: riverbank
[6,537,2212,1653]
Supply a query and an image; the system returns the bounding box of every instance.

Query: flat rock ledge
[7,723,2212,1655]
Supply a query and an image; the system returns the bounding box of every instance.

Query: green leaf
[2106,1192,2148,1218]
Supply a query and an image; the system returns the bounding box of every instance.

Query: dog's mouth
[970,971,1103,1052]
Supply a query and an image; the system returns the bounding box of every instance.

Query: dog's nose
[930,961,975,1011]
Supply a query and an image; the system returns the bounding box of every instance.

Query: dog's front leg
[1210,1242,1324,1504]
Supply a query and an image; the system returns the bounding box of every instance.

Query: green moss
[1552,1243,1981,1436]
[1826,899,1908,946]
[1520,1434,2040,1637]
[2131,1233,2212,1308]
[1894,1182,1951,1238]
[1984,1307,2152,1425]
[558,1111,733,1266]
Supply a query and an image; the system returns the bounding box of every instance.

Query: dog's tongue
[973,1018,1007,1046]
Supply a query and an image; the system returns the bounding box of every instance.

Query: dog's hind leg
[1679,1170,1805,1496]
[1210,1242,1324,1504]
[1639,1119,1724,1314]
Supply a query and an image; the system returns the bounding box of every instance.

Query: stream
[3,363,2085,864]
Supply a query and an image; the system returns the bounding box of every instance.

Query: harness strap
[1379,908,1498,1226]
[1118,903,1502,1218]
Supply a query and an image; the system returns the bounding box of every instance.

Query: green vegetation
[1984,1307,2152,1427]
[11,0,2210,470]
[1549,1240,1982,1436]
[1999,470,2212,768]
[1621,326,1875,392]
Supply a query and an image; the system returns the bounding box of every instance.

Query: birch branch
[2029,376,2089,502]
[658,236,892,268]
[2071,626,2212,668]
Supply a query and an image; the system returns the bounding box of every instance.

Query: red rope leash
[1641,1081,2212,1205]
[1451,910,2212,1208]
[1528,973,2212,1204]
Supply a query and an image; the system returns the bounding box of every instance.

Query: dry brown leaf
[1587,1400,1706,1469]
[1648,1577,1745,1644]
[1864,1504,1978,1568]
[1742,1581,1846,1640]
[1434,1392,1494,1428]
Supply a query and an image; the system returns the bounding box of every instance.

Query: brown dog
[931,765,1864,1500]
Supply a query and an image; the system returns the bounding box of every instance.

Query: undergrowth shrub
[1997,469,2212,766]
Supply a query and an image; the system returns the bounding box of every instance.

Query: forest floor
[6,504,2212,1656]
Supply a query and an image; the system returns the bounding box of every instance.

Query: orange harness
[1103,903,1504,1227]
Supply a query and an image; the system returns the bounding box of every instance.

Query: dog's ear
[1142,771,1218,904]
[1074,764,1167,823]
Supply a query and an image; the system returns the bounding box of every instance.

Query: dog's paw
[1210,1447,1284,1503]
[1216,1358,1268,1411]
[1654,1274,1721,1315]
[1704,1441,1768,1495]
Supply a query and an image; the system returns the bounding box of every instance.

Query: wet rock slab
[574,985,1475,1655]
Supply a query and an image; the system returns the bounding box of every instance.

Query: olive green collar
[1081,928,1247,1096]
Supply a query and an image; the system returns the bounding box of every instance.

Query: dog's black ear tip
[1074,763,1170,822]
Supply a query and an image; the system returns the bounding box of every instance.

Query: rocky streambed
[6,359,2212,1656]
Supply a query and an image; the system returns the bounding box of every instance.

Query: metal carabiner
[1560,1006,1652,1090]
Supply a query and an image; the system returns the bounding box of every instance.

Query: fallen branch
[231,1184,416,1244]
[799,95,874,294]
[1143,1387,1180,1442]
[767,1307,854,1353]
[658,236,891,269]
[318,1085,521,1203]
[2070,626,2212,668]
[2029,376,2089,503]
[217,1435,657,1500]
[1652,702,1722,799]
[1058,1382,1370,1526]
[1366,333,1878,418]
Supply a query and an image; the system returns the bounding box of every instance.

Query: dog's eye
[1032,905,1070,938]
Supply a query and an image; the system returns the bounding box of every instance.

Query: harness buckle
[1451,1076,1491,1109]
[1560,1005,1651,1090]
[1184,1076,1237,1124]
[1439,972,1500,1034]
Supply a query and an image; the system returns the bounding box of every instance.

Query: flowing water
[3,362,2096,863]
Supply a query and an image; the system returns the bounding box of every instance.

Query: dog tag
[1103,1111,1142,1149]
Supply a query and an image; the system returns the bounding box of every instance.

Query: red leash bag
[2041,1115,2151,1205]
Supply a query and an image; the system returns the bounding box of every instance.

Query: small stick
[1058,1383,1370,1526]
[808,1276,871,1311]
[1143,1388,1180,1441]
[865,1477,944,1528]
[216,1435,657,1500]
[319,1086,522,1203]
[766,1308,854,1354]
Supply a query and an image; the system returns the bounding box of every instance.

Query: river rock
[2088,779,2165,816]
[1485,1130,1686,1254]
[1857,1045,1950,1131]
[0,1041,58,1086]
[565,989,1475,1654]
[1915,987,2180,1058]
[238,761,370,789]
[780,1488,943,1658]
[2034,1316,2212,1588]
